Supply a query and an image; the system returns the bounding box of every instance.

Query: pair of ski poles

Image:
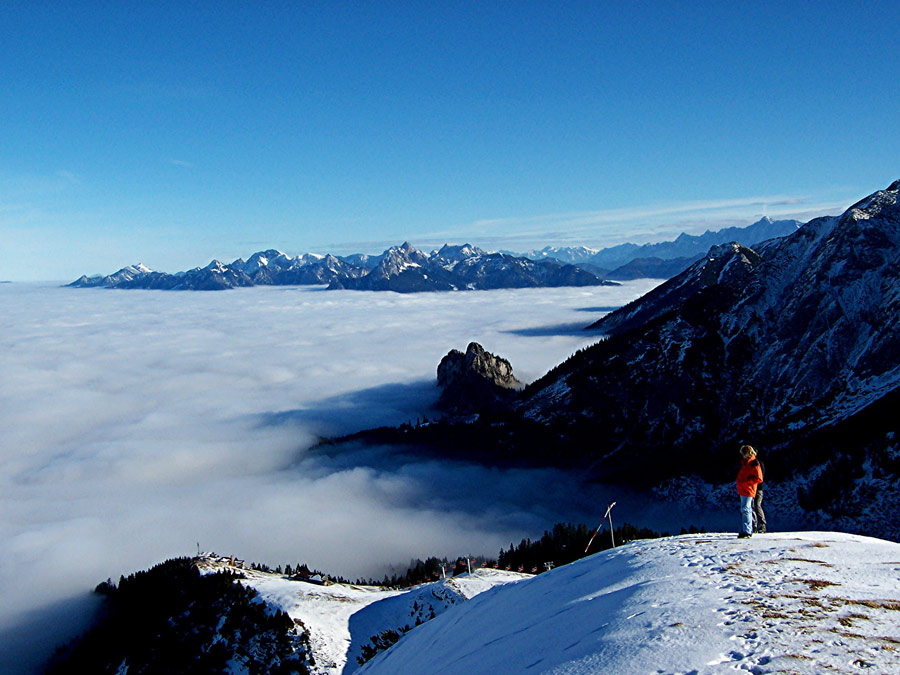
[584,501,617,553]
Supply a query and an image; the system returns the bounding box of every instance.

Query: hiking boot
[737,532,752,539]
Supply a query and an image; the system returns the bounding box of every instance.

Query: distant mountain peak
[204,260,228,272]
[435,243,486,262]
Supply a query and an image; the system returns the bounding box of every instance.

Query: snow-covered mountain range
[68,242,614,292]
[67,217,800,292]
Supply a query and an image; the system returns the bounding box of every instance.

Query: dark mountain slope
[515,181,900,486]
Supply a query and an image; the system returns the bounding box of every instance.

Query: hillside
[360,532,900,675]
[198,559,530,674]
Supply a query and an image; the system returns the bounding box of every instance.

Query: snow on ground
[359,532,900,675]
[247,575,398,673]
[198,556,528,674]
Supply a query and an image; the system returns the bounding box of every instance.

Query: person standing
[752,452,767,533]
[736,445,763,538]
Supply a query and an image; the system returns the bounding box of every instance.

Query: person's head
[740,444,756,460]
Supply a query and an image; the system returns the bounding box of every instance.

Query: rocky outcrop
[437,343,522,413]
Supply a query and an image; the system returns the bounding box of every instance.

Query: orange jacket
[736,457,763,497]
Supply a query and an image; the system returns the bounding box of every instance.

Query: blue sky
[1,1,898,281]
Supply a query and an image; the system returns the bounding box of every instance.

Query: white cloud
[3,280,731,672]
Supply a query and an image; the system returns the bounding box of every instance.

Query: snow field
[356,532,900,675]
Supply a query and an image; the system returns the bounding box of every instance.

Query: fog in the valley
[1,279,726,671]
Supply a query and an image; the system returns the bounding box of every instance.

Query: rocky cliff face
[437,342,522,413]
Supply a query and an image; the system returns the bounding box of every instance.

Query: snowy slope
[197,557,528,674]
[360,533,900,675]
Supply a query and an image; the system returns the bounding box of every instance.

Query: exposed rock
[437,342,522,413]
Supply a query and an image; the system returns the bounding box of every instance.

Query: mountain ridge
[66,217,801,292]
[69,241,616,293]
[511,215,801,269]
[519,180,899,460]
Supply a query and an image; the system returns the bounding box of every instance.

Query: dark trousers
[752,490,766,533]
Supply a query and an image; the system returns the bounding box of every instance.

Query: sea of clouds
[1,279,736,671]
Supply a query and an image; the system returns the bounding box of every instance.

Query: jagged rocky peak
[109,263,154,278]
[373,241,430,275]
[242,249,291,271]
[394,241,421,256]
[381,241,424,260]
[843,179,900,223]
[204,259,229,272]
[248,249,284,263]
[437,342,522,413]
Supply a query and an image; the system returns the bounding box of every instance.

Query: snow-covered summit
[361,532,900,675]
[433,243,486,266]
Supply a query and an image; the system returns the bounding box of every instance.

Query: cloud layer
[1,280,695,671]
